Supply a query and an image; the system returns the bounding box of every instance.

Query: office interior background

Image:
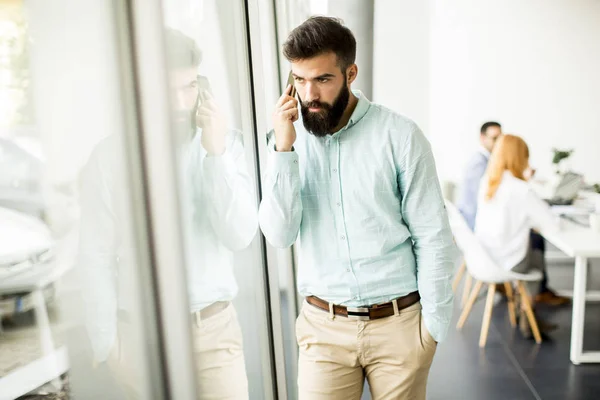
[0,0,599,399]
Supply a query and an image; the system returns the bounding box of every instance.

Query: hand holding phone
[194,75,212,112]
[287,71,297,98]
[272,72,299,152]
[196,89,226,155]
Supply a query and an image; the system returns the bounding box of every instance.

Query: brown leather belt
[306,291,420,321]
[192,301,230,321]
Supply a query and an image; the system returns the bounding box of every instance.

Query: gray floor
[426,294,600,400]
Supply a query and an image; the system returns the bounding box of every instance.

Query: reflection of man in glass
[78,28,256,399]
[167,28,257,398]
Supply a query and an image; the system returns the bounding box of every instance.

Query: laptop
[545,172,584,206]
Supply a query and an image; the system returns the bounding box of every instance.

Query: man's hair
[283,16,356,71]
[164,28,202,69]
[480,121,501,135]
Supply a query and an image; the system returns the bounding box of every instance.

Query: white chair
[445,200,543,346]
[452,259,474,309]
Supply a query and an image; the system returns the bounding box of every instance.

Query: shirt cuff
[268,146,299,175]
[89,329,117,363]
[422,310,451,343]
[203,151,237,181]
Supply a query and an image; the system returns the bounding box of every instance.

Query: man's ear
[346,64,358,85]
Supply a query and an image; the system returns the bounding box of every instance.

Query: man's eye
[317,78,328,83]
[295,77,304,83]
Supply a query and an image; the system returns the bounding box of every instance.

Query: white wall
[328,0,375,98]
[374,0,600,186]
[373,0,430,136]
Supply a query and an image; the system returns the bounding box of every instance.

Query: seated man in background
[457,122,568,306]
[457,121,502,230]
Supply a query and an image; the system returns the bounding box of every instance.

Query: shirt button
[346,268,351,272]
[293,160,298,164]
[336,202,341,207]
[341,235,346,240]
[332,168,338,173]
[353,295,359,300]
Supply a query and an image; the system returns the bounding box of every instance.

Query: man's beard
[172,109,197,140]
[300,84,350,137]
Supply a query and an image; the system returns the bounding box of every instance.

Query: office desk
[542,219,600,364]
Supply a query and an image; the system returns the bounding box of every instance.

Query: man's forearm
[258,149,302,248]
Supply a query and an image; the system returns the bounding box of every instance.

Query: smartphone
[287,71,297,98]
[195,75,212,110]
[193,75,212,131]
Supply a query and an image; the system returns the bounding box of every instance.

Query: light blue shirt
[457,147,490,230]
[259,91,456,342]
[79,130,257,362]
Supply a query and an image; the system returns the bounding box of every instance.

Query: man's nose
[304,82,319,103]
[174,90,187,110]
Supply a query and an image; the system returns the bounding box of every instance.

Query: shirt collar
[342,90,371,130]
[478,145,491,159]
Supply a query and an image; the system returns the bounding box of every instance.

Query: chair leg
[461,274,473,308]
[517,281,542,344]
[452,261,466,292]
[457,280,483,330]
[479,283,497,347]
[504,282,517,328]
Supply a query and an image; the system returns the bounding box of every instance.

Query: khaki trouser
[105,316,145,399]
[296,301,437,400]
[192,303,249,400]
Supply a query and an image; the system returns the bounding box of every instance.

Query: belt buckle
[346,306,370,321]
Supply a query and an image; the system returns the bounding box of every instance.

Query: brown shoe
[535,289,570,306]
[496,283,507,297]
[519,310,558,339]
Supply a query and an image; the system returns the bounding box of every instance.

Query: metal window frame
[117,0,198,398]
[120,0,290,398]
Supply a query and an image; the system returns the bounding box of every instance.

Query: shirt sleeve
[397,123,458,343]
[258,131,303,248]
[525,186,561,233]
[200,131,258,251]
[78,146,118,363]
[457,154,488,230]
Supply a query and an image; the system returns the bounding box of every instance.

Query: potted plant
[552,148,573,175]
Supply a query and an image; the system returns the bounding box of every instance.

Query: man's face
[169,67,199,128]
[291,52,351,136]
[480,126,502,153]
